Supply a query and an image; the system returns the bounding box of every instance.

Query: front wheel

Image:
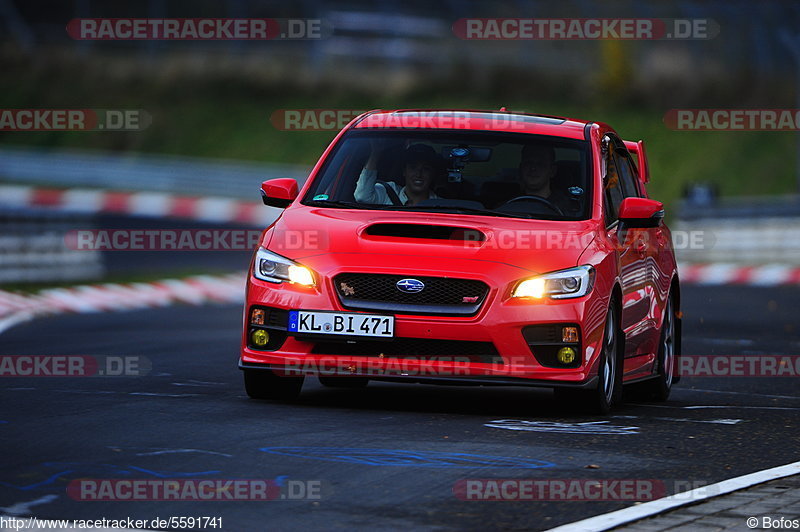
[555,303,623,415]
[243,369,304,400]
[637,293,677,401]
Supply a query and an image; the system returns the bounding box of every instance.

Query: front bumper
[240,255,609,386]
[239,361,599,389]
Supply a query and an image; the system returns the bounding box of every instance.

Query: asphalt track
[1,278,799,531]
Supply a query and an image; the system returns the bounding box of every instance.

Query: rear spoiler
[623,140,650,184]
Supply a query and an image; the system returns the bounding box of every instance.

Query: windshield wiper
[405,205,528,219]
[305,200,530,218]
[304,199,371,209]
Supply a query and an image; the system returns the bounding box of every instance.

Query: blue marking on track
[259,447,556,468]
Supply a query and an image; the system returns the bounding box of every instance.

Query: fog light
[562,326,579,343]
[251,308,265,325]
[556,347,576,365]
[251,329,269,347]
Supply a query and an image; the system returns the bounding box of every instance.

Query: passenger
[354,143,443,206]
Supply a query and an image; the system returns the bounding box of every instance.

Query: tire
[243,369,304,400]
[638,293,677,401]
[318,376,369,388]
[555,303,623,415]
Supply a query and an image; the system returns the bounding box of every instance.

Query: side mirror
[260,178,298,209]
[618,197,664,228]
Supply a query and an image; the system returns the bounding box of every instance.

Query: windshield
[302,130,592,220]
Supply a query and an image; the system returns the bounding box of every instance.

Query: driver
[514,143,573,213]
[354,143,442,206]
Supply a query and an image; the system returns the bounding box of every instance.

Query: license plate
[288,310,394,338]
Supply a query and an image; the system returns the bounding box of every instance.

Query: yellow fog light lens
[512,278,546,299]
[251,329,270,347]
[562,326,579,343]
[557,347,576,365]
[288,265,314,286]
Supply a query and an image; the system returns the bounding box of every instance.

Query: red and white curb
[0,273,244,334]
[0,184,274,226]
[679,263,800,286]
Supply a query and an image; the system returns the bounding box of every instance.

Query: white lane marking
[134,449,233,457]
[51,389,202,398]
[697,338,755,345]
[128,392,202,398]
[0,494,59,516]
[486,420,639,435]
[0,311,36,335]
[632,403,800,411]
[171,380,226,387]
[612,415,743,425]
[683,405,800,410]
[545,460,800,532]
[680,388,800,401]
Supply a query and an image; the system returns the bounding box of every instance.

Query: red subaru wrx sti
[240,110,680,413]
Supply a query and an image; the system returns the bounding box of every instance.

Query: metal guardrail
[674,217,800,265]
[0,206,104,284]
[0,146,310,200]
[675,195,800,265]
[2,1,798,87]
[677,195,800,220]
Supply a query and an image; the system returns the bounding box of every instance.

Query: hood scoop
[364,223,486,243]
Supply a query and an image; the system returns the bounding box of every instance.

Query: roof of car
[352,109,591,140]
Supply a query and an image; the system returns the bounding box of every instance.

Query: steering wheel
[501,195,564,216]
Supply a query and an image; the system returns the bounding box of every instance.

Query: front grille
[264,308,289,328]
[310,337,503,364]
[521,325,562,344]
[333,273,489,316]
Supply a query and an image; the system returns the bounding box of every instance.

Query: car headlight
[512,265,595,300]
[253,247,315,286]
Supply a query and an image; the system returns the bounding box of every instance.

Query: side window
[614,150,641,198]
[604,153,624,225]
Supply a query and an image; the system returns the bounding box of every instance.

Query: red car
[240,110,680,413]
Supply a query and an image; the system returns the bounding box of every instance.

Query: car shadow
[245,378,660,419]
